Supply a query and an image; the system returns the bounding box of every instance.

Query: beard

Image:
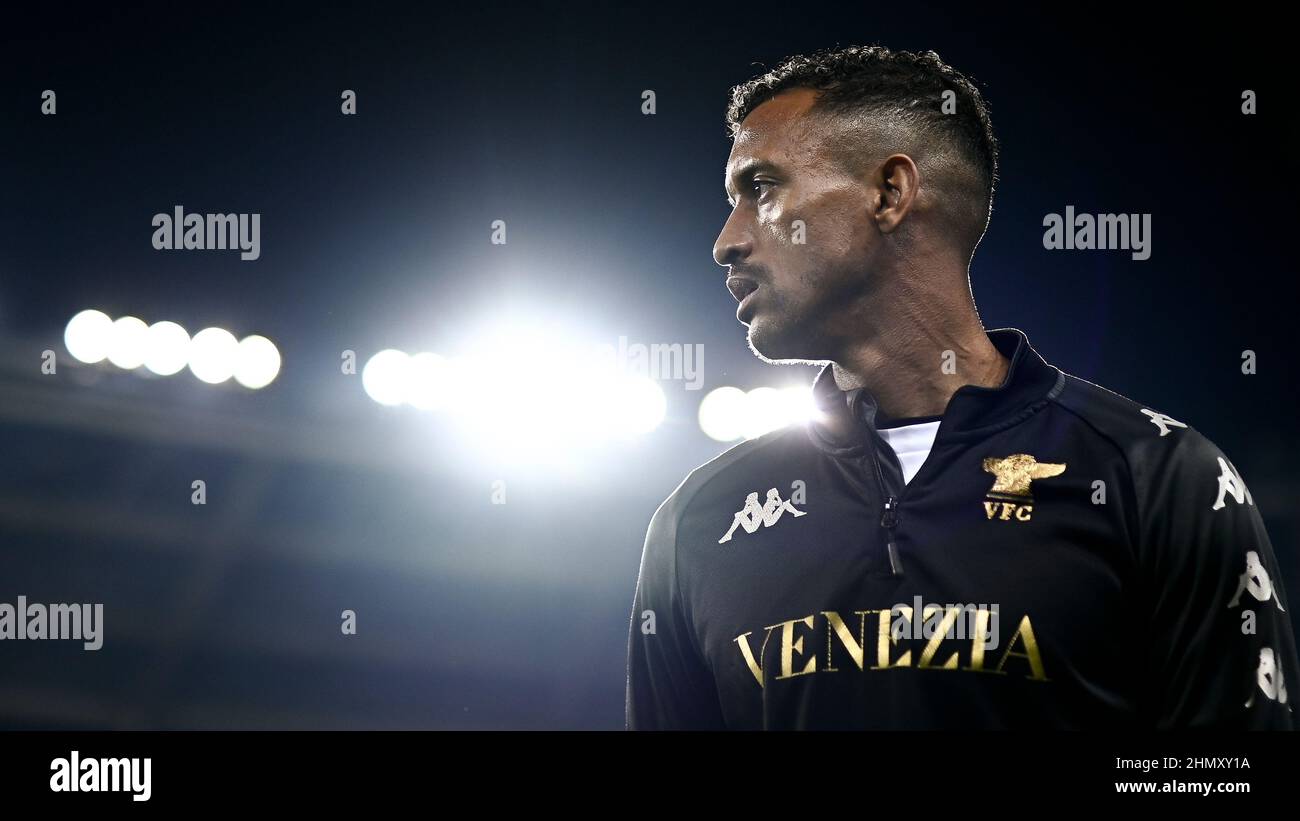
[744,293,831,366]
[740,260,869,365]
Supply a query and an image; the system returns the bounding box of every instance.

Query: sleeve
[1137,428,1298,729]
[625,494,726,730]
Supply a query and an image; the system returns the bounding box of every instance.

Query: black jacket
[626,328,1298,729]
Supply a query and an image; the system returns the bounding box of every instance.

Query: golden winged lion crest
[982,454,1066,497]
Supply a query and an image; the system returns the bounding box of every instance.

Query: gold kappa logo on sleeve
[981,454,1066,522]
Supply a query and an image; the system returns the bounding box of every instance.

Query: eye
[752,179,776,197]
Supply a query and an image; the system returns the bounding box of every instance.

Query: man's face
[714,88,880,364]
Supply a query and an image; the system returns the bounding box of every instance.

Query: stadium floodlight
[779,384,822,426]
[64,309,115,364]
[699,384,818,441]
[741,386,785,440]
[143,321,191,376]
[106,316,150,370]
[405,352,453,411]
[188,327,240,384]
[234,334,282,390]
[362,349,411,406]
[611,374,667,435]
[698,386,747,442]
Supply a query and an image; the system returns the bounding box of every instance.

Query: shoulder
[646,424,810,544]
[1051,373,1249,523]
[1051,372,1221,473]
[1051,372,1181,447]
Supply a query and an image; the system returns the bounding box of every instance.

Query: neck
[829,296,1009,420]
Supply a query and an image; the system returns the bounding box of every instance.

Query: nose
[712,206,753,267]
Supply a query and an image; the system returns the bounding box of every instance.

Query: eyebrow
[724,158,783,203]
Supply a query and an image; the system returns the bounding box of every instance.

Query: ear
[873,154,920,234]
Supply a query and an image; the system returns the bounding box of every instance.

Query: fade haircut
[726,45,1000,259]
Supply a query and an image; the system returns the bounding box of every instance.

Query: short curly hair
[725,45,999,257]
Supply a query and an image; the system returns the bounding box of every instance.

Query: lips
[727,275,761,323]
[726,275,758,303]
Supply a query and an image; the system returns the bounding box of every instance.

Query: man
[625,45,1298,729]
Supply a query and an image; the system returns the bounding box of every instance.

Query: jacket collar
[808,327,1065,457]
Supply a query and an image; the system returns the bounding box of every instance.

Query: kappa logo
[719,488,806,544]
[1246,647,1289,709]
[1140,408,1187,437]
[1212,456,1253,511]
[1227,550,1286,612]
[981,454,1066,523]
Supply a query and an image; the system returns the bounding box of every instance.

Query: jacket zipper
[868,443,904,576]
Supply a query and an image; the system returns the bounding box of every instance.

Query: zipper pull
[881,497,903,576]
[881,496,898,529]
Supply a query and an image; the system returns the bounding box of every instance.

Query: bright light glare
[362,349,411,406]
[106,316,150,370]
[741,387,785,439]
[698,386,748,442]
[700,384,818,441]
[405,352,453,410]
[143,321,190,376]
[359,329,671,465]
[64,309,114,364]
[779,385,822,425]
[188,327,239,384]
[234,334,282,389]
[612,375,667,435]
